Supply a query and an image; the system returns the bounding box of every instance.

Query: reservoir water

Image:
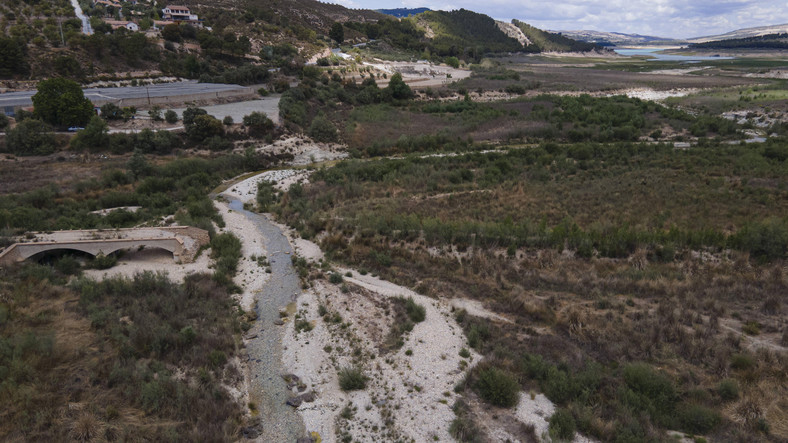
[615,48,734,62]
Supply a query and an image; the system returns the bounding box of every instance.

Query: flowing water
[229,199,305,441]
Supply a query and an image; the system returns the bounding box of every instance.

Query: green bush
[164,109,178,123]
[730,353,756,371]
[91,253,117,270]
[308,115,338,143]
[208,349,227,368]
[678,403,721,434]
[404,297,426,323]
[338,366,367,391]
[5,119,56,156]
[549,408,576,441]
[718,379,739,401]
[474,366,520,408]
[329,272,344,284]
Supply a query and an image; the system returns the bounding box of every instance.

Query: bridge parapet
[0,226,209,267]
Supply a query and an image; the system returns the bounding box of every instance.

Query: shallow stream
[229,198,305,441]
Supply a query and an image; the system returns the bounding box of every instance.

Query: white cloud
[352,0,788,38]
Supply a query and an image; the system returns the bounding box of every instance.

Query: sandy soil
[250,135,349,166]
[214,199,272,310]
[83,247,212,282]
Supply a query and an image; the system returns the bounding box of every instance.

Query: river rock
[241,419,263,439]
[286,396,303,407]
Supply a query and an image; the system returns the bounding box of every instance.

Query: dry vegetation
[0,266,250,441]
[271,131,788,440]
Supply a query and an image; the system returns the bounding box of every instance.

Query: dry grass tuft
[70,413,100,442]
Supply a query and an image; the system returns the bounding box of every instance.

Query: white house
[161,5,199,21]
[105,20,140,31]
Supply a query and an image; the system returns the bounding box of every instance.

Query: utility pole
[59,18,65,46]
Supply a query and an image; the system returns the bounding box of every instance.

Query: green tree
[100,103,122,120]
[6,119,57,156]
[53,55,84,80]
[308,115,337,142]
[148,106,162,121]
[187,114,224,141]
[329,22,344,45]
[32,78,94,129]
[385,73,413,101]
[0,114,8,131]
[127,148,152,178]
[161,23,182,42]
[445,56,460,68]
[182,106,207,126]
[242,112,274,137]
[164,109,179,123]
[0,37,28,78]
[70,115,109,151]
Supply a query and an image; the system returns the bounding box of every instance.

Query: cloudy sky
[327,0,788,38]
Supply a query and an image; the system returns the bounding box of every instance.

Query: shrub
[208,350,227,368]
[329,272,344,284]
[730,353,756,371]
[549,408,576,441]
[338,366,366,391]
[54,255,81,275]
[164,109,178,123]
[474,366,520,408]
[91,253,117,269]
[742,321,760,335]
[718,379,739,401]
[404,297,426,323]
[243,112,274,138]
[5,119,56,156]
[308,115,338,143]
[678,403,721,434]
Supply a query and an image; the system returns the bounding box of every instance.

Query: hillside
[688,23,788,43]
[513,20,600,52]
[0,0,598,82]
[689,33,788,50]
[405,9,523,57]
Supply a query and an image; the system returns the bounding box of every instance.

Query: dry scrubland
[1,51,788,442]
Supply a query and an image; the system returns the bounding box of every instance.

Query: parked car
[68,126,85,132]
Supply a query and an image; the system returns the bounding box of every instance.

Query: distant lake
[614,48,734,62]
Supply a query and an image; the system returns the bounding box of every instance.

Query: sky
[324,0,788,39]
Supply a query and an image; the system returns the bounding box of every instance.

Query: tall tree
[0,37,28,78]
[329,22,344,45]
[32,78,94,128]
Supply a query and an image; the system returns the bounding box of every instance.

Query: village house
[104,20,140,31]
[161,5,199,22]
[94,0,122,9]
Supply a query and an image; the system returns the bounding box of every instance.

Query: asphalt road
[0,81,247,108]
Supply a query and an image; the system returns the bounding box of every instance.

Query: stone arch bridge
[0,227,209,267]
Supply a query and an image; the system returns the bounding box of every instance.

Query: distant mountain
[689,33,788,50]
[554,30,673,46]
[688,23,788,43]
[377,7,430,18]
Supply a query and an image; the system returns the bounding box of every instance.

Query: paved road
[0,81,247,108]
